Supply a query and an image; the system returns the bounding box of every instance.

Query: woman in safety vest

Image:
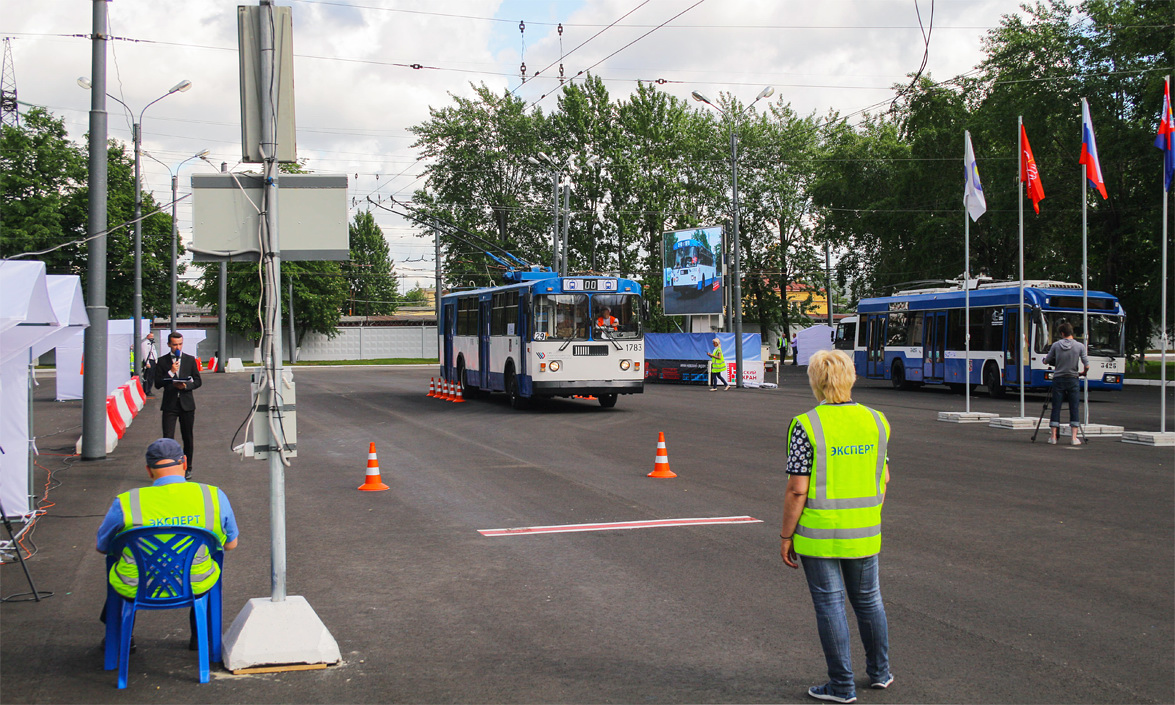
[779,349,892,703]
[707,338,730,391]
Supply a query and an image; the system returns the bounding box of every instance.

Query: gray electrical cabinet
[238,5,297,163]
[190,173,349,261]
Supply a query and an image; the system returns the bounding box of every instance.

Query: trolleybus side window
[887,312,909,346]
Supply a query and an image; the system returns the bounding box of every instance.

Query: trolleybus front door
[1002,306,1021,386]
[923,311,946,381]
[866,315,887,378]
[443,301,456,380]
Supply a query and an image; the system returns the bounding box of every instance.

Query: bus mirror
[641,300,650,321]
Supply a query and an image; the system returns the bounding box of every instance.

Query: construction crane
[1,37,18,128]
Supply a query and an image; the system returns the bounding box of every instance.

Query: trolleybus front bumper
[530,380,644,397]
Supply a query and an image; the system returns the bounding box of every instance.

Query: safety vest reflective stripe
[794,524,881,540]
[710,352,725,372]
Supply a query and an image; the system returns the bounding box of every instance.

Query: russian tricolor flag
[1079,98,1108,199]
[1156,78,1175,192]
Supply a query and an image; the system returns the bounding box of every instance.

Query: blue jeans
[709,371,727,388]
[800,554,890,698]
[1049,377,1081,428]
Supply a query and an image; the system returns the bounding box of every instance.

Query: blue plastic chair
[103,526,224,688]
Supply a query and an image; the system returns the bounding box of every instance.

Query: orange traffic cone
[648,432,676,478]
[196,357,203,371]
[437,379,448,400]
[427,378,436,397]
[442,379,454,401]
[452,381,466,403]
[358,442,390,491]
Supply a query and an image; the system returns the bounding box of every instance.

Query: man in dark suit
[154,332,202,478]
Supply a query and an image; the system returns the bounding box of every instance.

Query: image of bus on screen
[834,279,1125,396]
[440,269,644,409]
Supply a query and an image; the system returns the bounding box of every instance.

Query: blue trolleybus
[440,268,645,408]
[836,279,1125,396]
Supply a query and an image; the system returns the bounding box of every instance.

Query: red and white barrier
[121,383,141,415]
[130,377,147,410]
[205,356,218,372]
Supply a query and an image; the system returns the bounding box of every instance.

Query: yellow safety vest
[710,348,726,372]
[109,482,227,599]
[791,404,890,559]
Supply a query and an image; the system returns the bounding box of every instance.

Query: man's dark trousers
[154,351,202,472]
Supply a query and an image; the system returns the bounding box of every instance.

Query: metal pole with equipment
[81,0,109,460]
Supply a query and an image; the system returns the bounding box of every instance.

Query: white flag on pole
[964,131,987,221]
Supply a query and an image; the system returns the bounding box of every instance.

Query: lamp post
[77,76,191,370]
[692,86,774,388]
[144,149,210,332]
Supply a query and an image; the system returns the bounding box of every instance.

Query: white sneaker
[870,674,894,689]
[1047,436,1057,445]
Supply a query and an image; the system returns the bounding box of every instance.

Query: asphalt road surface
[2,367,1171,703]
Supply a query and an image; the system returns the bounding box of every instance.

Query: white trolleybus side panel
[844,280,1125,396]
[440,273,644,408]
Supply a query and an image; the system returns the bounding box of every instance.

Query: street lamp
[692,86,774,388]
[78,76,192,371]
[143,149,210,332]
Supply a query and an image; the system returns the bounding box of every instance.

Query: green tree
[1,107,184,318]
[345,209,399,316]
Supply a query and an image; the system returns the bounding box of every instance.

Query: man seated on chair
[96,438,239,650]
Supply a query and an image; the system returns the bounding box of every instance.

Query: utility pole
[560,184,571,276]
[219,162,228,372]
[81,0,109,459]
[825,242,833,328]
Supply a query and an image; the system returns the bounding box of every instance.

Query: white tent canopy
[0,261,62,517]
[796,325,835,366]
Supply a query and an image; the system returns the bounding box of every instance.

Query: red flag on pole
[1020,124,1045,214]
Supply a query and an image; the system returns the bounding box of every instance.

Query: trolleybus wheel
[890,360,906,390]
[598,393,618,408]
[507,368,528,410]
[984,363,1006,399]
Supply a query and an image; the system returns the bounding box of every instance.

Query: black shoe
[184,468,192,480]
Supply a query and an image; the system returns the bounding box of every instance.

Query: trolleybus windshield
[590,294,642,340]
[1034,311,1124,357]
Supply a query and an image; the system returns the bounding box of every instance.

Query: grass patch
[1130,360,1175,380]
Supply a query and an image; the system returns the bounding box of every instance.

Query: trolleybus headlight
[619,359,631,371]
[1103,373,1120,384]
[549,360,561,372]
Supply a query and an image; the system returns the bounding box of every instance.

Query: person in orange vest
[595,306,619,334]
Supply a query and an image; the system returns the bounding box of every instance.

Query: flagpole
[1162,79,1170,432]
[964,131,972,413]
[1081,101,1090,428]
[1018,116,1025,419]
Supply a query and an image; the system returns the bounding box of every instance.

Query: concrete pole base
[222,595,341,671]
[988,416,1038,430]
[937,411,1000,423]
[1120,431,1175,446]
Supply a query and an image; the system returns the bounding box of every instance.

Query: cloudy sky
[4,0,1026,288]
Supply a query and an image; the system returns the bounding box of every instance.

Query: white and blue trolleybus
[836,279,1125,396]
[440,268,645,408]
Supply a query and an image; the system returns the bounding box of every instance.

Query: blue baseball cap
[145,438,184,467]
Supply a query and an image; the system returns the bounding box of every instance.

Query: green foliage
[812,0,1173,355]
[0,107,186,319]
[346,209,399,316]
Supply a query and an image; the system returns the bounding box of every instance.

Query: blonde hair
[807,349,856,403]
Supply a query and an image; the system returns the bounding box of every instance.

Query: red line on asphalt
[478,515,762,537]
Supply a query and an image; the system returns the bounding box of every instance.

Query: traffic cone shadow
[358,442,390,491]
[648,432,676,478]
